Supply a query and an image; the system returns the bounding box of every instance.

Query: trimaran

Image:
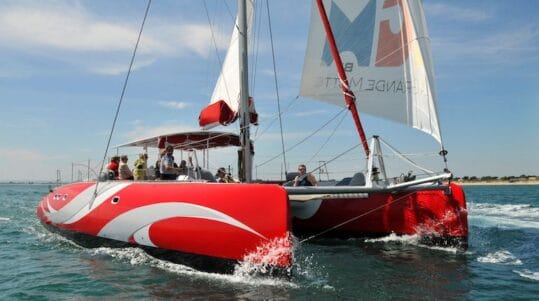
[37,0,468,274]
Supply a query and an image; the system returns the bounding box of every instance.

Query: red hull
[37,181,468,271]
[291,183,468,247]
[37,182,293,269]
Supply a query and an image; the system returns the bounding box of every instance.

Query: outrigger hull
[290,182,468,248]
[36,182,293,273]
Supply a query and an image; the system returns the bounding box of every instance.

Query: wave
[90,247,298,288]
[513,269,539,281]
[292,252,334,291]
[364,233,459,254]
[469,203,539,229]
[365,233,420,244]
[0,217,10,221]
[477,250,523,265]
[29,224,85,250]
[34,228,326,290]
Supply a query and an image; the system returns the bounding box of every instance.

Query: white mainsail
[300,0,442,143]
[199,0,256,129]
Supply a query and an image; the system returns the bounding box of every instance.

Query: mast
[238,0,252,182]
[315,0,370,158]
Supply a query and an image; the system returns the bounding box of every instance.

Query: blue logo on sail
[322,0,376,67]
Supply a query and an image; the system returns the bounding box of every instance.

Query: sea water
[0,184,538,300]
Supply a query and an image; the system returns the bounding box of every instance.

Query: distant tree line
[454,175,537,182]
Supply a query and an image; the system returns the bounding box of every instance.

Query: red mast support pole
[315,0,370,158]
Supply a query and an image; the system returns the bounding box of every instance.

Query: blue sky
[1,0,538,182]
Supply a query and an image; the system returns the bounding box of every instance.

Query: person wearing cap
[133,153,148,180]
[160,145,178,180]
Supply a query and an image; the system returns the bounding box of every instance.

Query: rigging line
[378,137,435,175]
[165,132,238,150]
[252,95,300,141]
[299,191,416,244]
[306,108,348,165]
[266,0,288,176]
[213,1,236,20]
[202,0,232,109]
[308,142,361,176]
[250,0,262,139]
[381,152,439,157]
[221,0,236,22]
[90,0,152,207]
[250,0,262,95]
[256,106,348,168]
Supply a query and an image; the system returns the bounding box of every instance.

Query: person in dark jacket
[293,164,317,186]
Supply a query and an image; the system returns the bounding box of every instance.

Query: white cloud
[425,3,491,22]
[0,147,49,161]
[479,27,539,55]
[0,147,54,181]
[157,101,191,110]
[433,25,539,66]
[426,3,539,67]
[0,3,159,52]
[149,24,228,58]
[292,109,328,117]
[0,2,229,75]
[84,57,156,75]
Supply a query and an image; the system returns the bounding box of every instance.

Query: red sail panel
[198,100,237,128]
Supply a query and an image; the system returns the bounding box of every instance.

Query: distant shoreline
[2,180,539,187]
[456,180,539,186]
[0,182,56,185]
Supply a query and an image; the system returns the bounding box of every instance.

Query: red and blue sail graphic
[301,0,442,143]
[322,0,410,68]
[321,0,376,67]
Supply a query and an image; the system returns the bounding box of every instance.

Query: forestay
[300,0,442,143]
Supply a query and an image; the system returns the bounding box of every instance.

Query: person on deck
[107,156,120,180]
[160,145,178,180]
[133,153,148,180]
[216,167,234,183]
[154,156,161,180]
[119,155,134,180]
[177,160,187,176]
[293,164,318,186]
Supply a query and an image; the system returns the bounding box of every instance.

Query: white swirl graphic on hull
[46,182,130,224]
[97,202,267,247]
[132,225,156,247]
